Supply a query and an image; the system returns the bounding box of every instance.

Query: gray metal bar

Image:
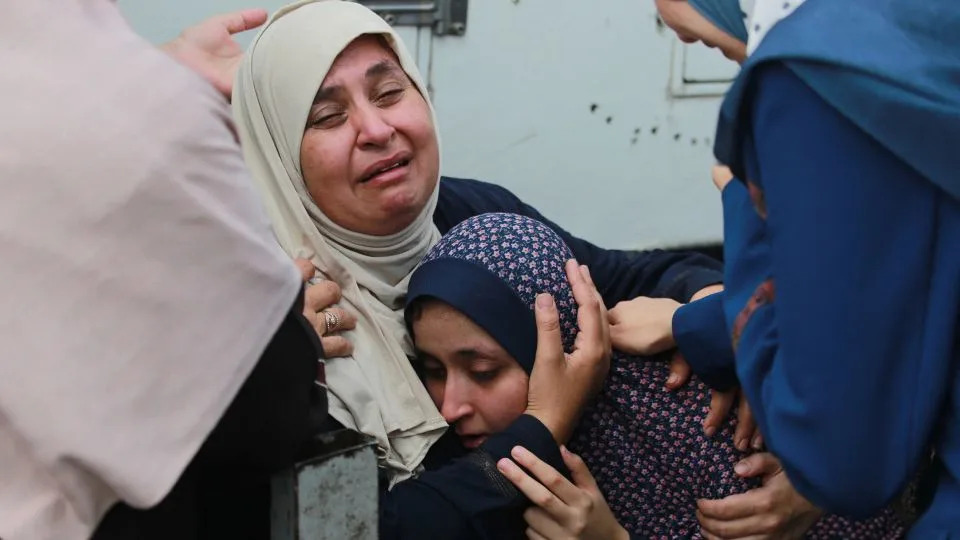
[355,0,468,36]
[271,430,379,540]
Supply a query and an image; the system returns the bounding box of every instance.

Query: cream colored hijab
[233,0,446,485]
[0,1,301,538]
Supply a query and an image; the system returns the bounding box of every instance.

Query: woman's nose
[354,104,395,148]
[439,377,474,423]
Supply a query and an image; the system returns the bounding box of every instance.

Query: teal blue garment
[685,1,960,533]
[721,61,960,538]
[687,0,748,41]
[672,179,766,392]
[716,0,960,202]
[711,0,960,535]
[672,293,737,390]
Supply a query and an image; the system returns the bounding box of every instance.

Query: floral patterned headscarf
[406,212,577,373]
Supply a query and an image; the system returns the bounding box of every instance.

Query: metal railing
[271,430,379,540]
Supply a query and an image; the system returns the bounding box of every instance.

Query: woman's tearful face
[412,300,530,450]
[300,36,440,236]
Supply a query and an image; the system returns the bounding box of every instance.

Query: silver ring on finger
[322,310,341,335]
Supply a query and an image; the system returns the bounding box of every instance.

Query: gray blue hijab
[711,0,960,202]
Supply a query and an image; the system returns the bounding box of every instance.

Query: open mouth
[360,158,411,183]
[459,434,488,449]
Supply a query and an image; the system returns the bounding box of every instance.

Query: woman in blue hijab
[406,213,758,538]
[408,213,904,539]
[648,0,960,538]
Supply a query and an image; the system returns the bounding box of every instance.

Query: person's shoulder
[439,176,523,208]
[440,176,514,196]
[435,176,525,232]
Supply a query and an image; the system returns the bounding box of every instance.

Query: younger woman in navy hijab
[407,213,903,538]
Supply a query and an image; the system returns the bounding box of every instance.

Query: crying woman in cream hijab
[233,0,446,484]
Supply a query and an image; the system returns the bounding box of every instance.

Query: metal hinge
[354,0,468,36]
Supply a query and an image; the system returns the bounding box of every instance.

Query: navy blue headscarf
[405,213,578,375]
[714,0,960,202]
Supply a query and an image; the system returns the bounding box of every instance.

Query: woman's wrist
[663,301,681,347]
[523,409,570,444]
[689,284,724,302]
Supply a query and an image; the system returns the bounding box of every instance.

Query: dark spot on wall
[634,128,641,135]
[673,133,682,141]
[606,116,613,124]
[650,126,659,135]
[691,138,698,145]
[631,137,638,145]
[590,103,598,113]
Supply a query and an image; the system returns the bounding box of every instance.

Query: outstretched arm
[161,9,268,99]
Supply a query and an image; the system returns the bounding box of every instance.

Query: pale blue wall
[120,1,734,249]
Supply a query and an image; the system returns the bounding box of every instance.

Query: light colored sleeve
[0,2,300,536]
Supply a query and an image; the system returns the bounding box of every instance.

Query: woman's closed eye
[373,83,405,107]
[306,86,403,129]
[470,368,500,384]
[308,107,346,129]
[420,358,446,381]
[419,358,501,384]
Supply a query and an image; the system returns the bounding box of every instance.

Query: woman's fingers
[607,296,680,356]
[302,279,344,336]
[305,279,341,311]
[579,264,610,349]
[565,260,605,356]
[532,294,563,371]
[704,389,735,437]
[510,446,583,505]
[736,396,765,451]
[564,261,611,400]
[524,524,551,540]
[735,395,757,452]
[212,8,269,35]
[733,452,783,479]
[561,446,600,494]
[524,507,570,540]
[497,457,566,517]
[304,281,342,335]
[697,489,769,522]
[320,336,353,358]
[322,306,357,332]
[526,290,592,442]
[525,261,611,443]
[666,352,693,390]
[294,258,315,282]
[752,431,765,451]
[699,510,780,538]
